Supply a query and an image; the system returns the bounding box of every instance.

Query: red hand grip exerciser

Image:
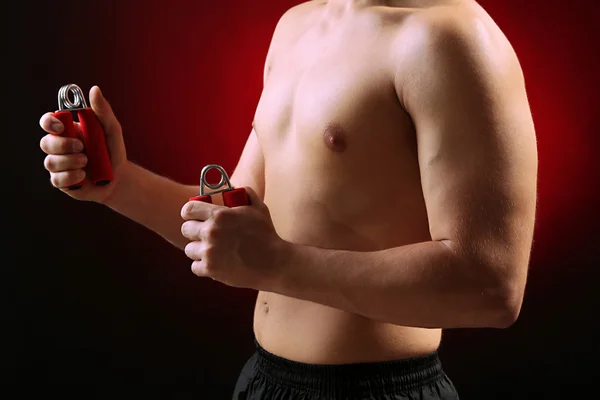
[189,164,250,207]
[51,84,113,190]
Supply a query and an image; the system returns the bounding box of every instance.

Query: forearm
[272,240,515,329]
[103,162,198,249]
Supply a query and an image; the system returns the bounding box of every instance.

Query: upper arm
[230,127,265,199]
[228,40,271,198]
[397,16,538,291]
[230,7,299,199]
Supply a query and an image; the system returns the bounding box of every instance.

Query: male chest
[253,24,398,155]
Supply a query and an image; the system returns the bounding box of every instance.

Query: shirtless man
[39,0,537,398]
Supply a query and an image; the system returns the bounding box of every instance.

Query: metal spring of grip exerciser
[200,164,233,196]
[58,84,88,111]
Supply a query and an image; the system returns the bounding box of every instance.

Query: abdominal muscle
[251,169,443,365]
[253,292,442,364]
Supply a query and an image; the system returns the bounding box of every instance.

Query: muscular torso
[252,1,462,364]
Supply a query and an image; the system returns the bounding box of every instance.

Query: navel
[323,124,348,153]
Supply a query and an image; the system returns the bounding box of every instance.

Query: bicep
[402,20,538,285]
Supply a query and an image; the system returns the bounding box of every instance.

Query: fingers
[181,220,206,241]
[44,153,88,173]
[191,260,208,278]
[181,201,225,221]
[40,113,86,190]
[184,241,205,261]
[50,170,86,189]
[183,228,209,278]
[186,247,212,278]
[40,134,84,154]
[40,133,84,155]
[39,112,66,135]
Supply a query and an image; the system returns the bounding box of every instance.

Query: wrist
[101,160,135,207]
[264,238,302,294]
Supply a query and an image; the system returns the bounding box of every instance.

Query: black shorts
[232,339,459,400]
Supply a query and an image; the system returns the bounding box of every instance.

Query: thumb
[89,85,121,135]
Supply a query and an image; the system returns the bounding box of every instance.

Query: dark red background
[12,0,600,397]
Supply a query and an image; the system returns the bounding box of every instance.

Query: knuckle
[202,262,212,276]
[181,221,197,239]
[181,202,194,219]
[40,113,55,131]
[39,113,48,129]
[76,153,88,167]
[191,263,201,276]
[212,208,231,224]
[41,135,70,155]
[39,135,51,153]
[181,222,188,237]
[52,170,83,188]
[204,225,215,240]
[203,251,215,270]
[191,261,206,277]
[49,173,60,187]
[60,139,74,153]
[204,223,221,241]
[184,242,198,259]
[44,155,55,171]
[203,243,215,258]
[44,155,77,172]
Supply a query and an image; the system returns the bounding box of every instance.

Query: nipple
[323,124,348,153]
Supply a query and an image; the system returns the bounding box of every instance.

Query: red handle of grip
[223,188,250,207]
[188,195,212,203]
[51,111,85,190]
[77,108,113,186]
[188,189,249,207]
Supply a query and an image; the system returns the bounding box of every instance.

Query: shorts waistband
[253,339,445,397]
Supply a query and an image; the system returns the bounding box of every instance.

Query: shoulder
[272,1,321,41]
[264,2,321,61]
[280,0,323,21]
[398,1,521,76]
[261,2,321,81]
[393,1,524,104]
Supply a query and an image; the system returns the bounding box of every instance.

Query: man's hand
[39,86,130,204]
[180,187,285,289]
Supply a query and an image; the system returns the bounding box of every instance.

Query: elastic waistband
[253,339,445,397]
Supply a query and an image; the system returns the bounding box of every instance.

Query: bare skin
[40,0,537,366]
[246,0,535,363]
[253,1,447,363]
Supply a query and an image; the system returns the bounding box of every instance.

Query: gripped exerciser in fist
[189,164,250,207]
[51,84,113,190]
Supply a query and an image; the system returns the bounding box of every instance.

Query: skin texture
[40,0,538,365]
